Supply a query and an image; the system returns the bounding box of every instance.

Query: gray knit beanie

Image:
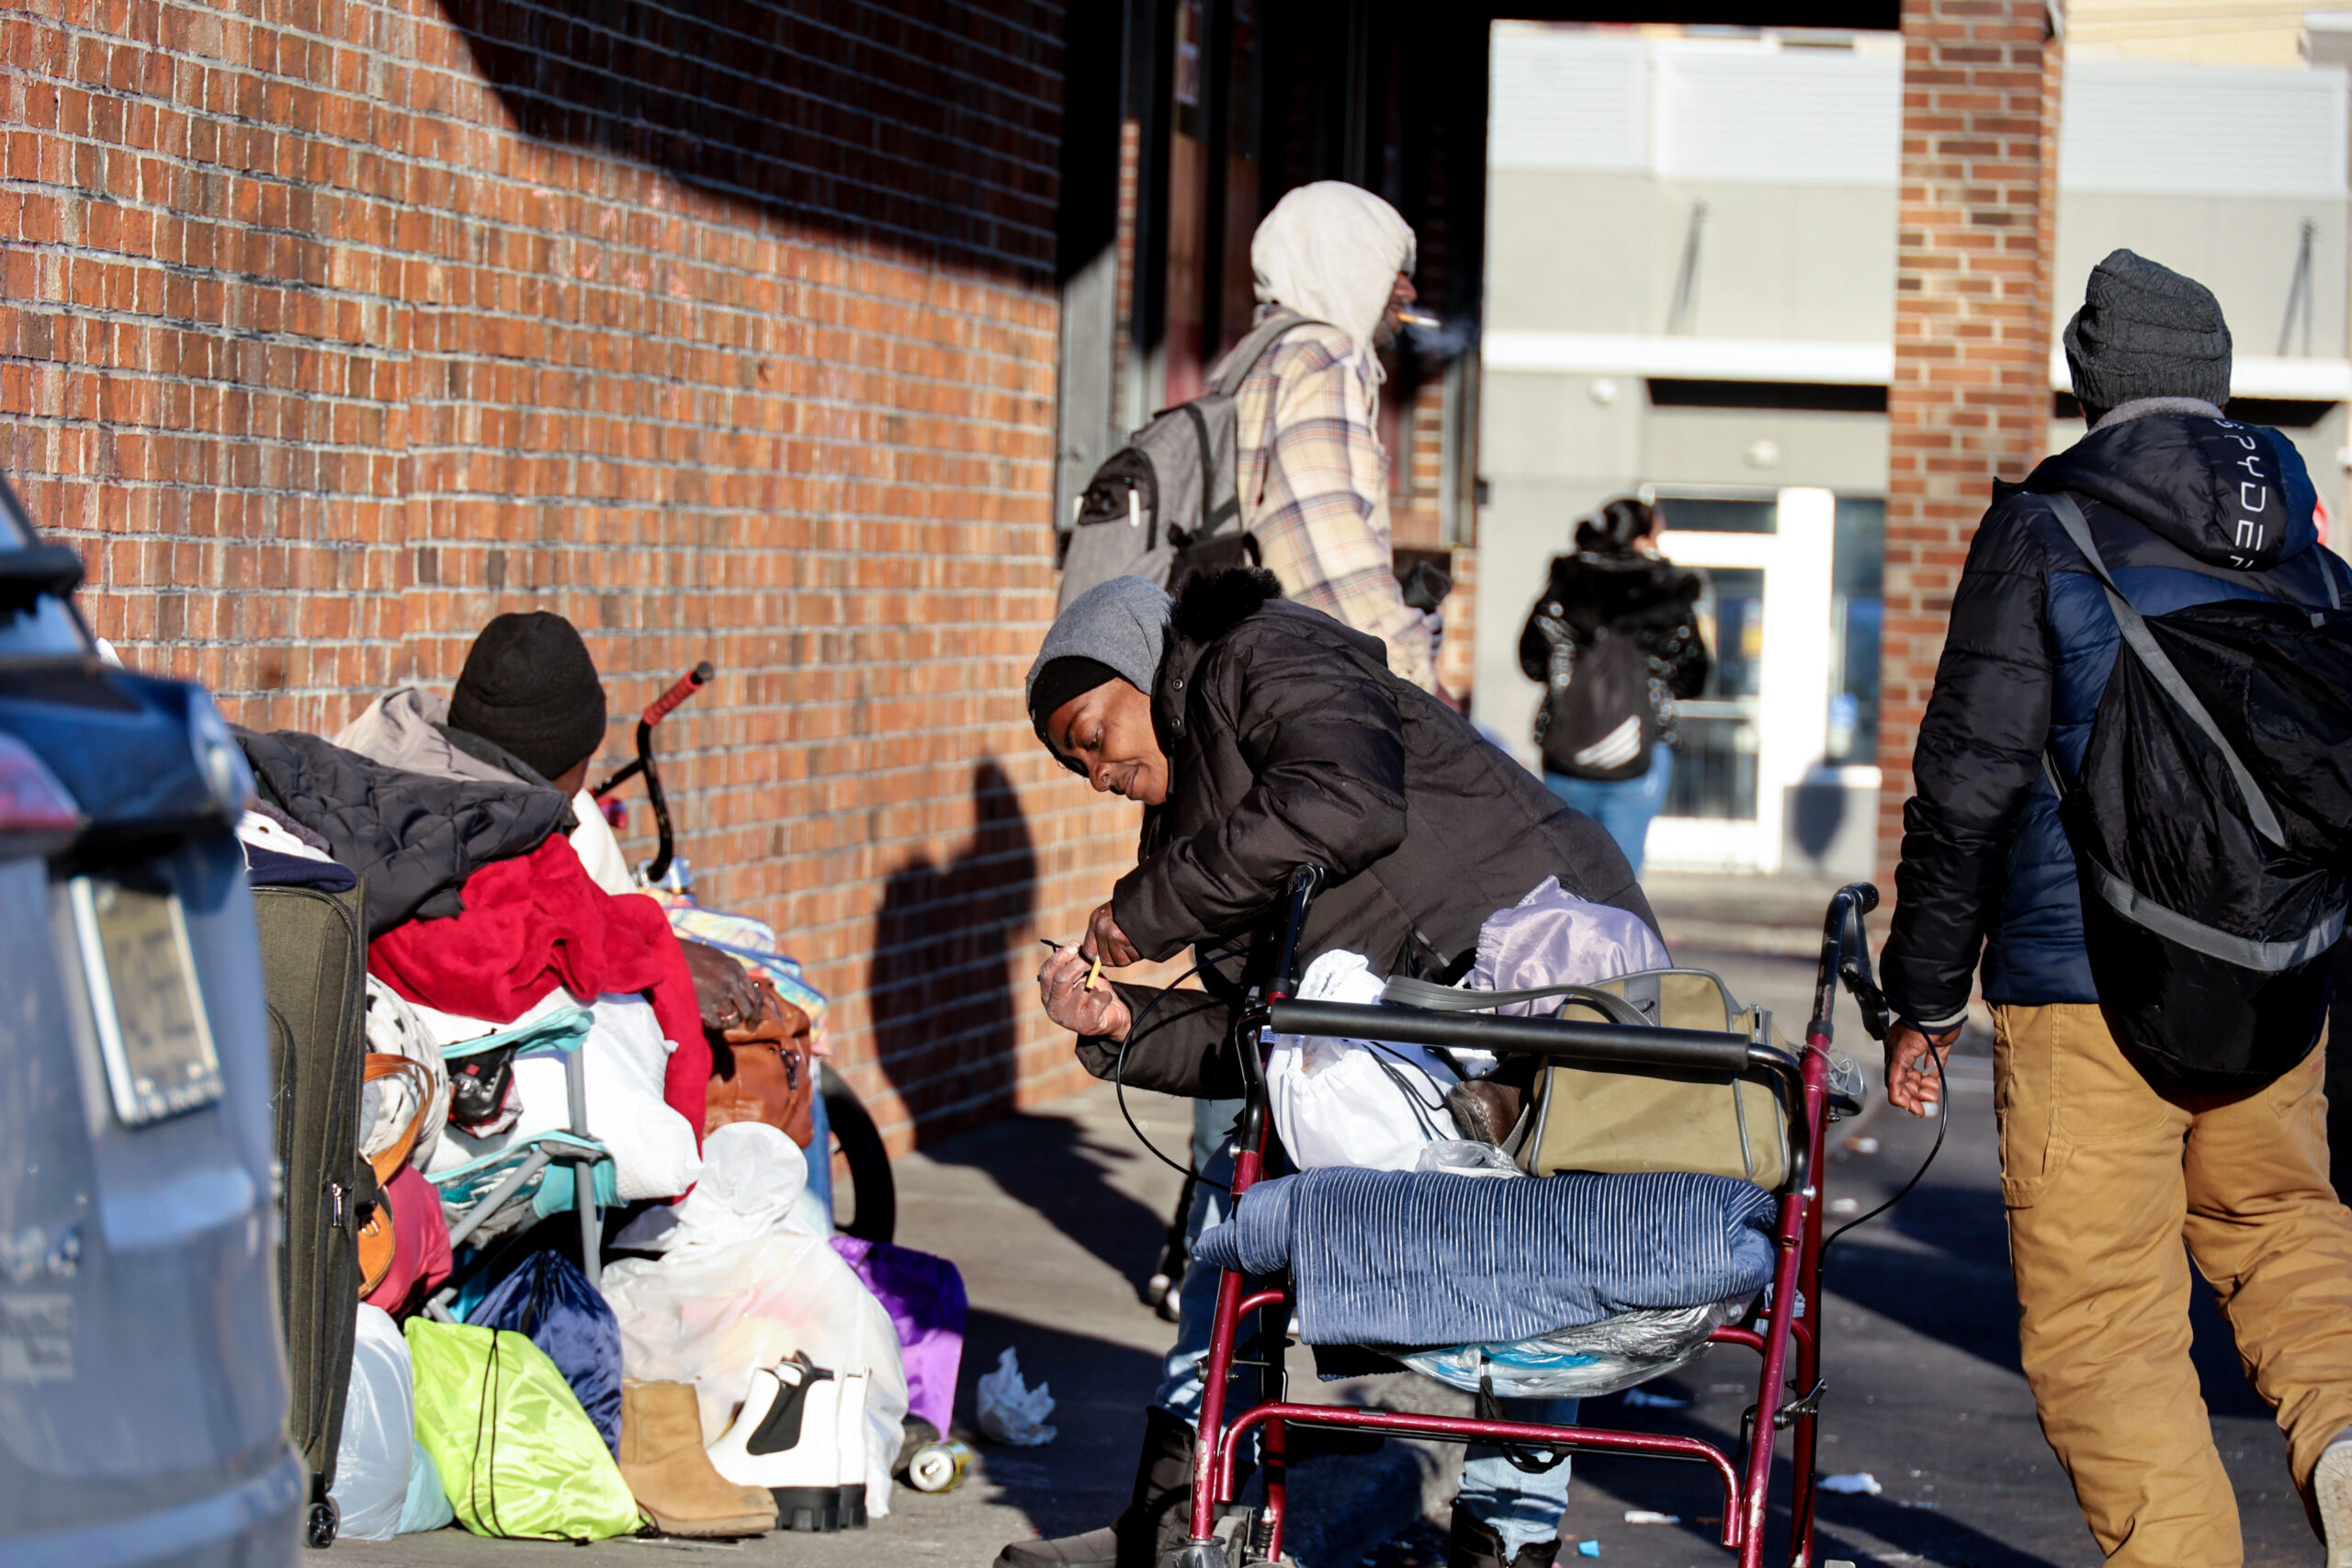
[2064,249,2233,412]
[1026,576,1173,766]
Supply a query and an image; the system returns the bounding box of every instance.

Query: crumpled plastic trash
[1414,1140,1521,1179]
[1577,1542,1601,1558]
[977,1347,1057,1446]
[1623,1510,1679,1525]
[1819,1472,1883,1495]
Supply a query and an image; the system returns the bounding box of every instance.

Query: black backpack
[1055,312,1324,611]
[2045,492,2352,1089]
[1535,626,1658,782]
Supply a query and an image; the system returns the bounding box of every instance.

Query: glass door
[1642,487,1837,874]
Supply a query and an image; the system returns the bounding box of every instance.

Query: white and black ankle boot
[708,1352,848,1532]
[834,1366,871,1528]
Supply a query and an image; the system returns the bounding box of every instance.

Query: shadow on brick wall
[433,0,1057,276]
[867,759,1038,1142]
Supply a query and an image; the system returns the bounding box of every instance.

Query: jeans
[1157,1120,1576,1559]
[1544,742,1673,875]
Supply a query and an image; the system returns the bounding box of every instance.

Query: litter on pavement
[977,1347,1059,1446]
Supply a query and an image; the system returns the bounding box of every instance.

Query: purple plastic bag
[831,1236,967,1438]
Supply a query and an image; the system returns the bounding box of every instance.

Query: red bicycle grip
[641,661,714,727]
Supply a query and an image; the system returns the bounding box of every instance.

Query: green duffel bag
[405,1318,642,1542]
[1386,968,1791,1187]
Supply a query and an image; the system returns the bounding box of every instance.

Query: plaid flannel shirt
[1229,321,1438,694]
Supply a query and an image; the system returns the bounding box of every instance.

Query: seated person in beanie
[334,610,757,1031]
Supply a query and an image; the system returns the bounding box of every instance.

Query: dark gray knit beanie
[2063,249,2233,412]
[448,611,607,783]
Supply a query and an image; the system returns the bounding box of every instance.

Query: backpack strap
[2045,491,2288,850]
[1380,975,1654,1028]
[1206,310,1333,398]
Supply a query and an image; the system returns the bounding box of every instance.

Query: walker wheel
[306,1498,339,1549]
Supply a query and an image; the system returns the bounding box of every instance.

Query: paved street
[332,945,2322,1568]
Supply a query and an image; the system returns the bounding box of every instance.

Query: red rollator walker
[1177,866,1893,1568]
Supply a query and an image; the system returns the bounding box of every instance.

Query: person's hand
[681,939,759,1032]
[1039,947,1133,1040]
[1084,901,1140,968]
[1884,1023,1962,1116]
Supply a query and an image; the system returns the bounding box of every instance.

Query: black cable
[1111,942,1246,1191]
[1819,1045,1949,1276]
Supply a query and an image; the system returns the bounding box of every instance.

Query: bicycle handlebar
[642,661,714,728]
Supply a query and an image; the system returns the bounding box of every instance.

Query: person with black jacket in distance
[998,569,1652,1568]
[1879,250,2352,1566]
[1518,498,1709,874]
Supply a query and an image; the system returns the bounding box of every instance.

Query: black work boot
[1113,1406,1199,1568]
[1447,1505,1558,1568]
[994,1407,1196,1568]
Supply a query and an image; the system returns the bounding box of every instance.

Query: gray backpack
[1056,311,1325,610]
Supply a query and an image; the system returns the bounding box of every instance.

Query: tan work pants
[1994,1002,2352,1564]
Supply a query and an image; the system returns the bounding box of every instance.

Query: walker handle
[1264,998,1755,1076]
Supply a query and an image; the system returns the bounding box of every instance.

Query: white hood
[1250,182,1417,358]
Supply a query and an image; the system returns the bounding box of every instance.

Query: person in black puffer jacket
[1878,249,2352,1565]
[1033,567,1652,1098]
[1518,499,1709,873]
[1001,568,1651,1568]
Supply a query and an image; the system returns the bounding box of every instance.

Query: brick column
[1875,0,2064,880]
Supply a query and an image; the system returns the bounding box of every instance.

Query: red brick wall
[1876,0,2063,875]
[0,0,1136,1149]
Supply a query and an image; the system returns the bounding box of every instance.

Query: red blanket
[369,836,709,1138]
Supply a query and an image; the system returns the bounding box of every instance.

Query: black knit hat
[448,612,607,783]
[2064,249,2233,412]
[1028,657,1121,744]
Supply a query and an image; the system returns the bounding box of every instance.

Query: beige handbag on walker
[1384,967,1791,1186]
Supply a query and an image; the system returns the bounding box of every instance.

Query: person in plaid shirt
[1220,181,1443,697]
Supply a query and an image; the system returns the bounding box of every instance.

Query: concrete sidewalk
[332,1078,1211,1568]
[334,944,2320,1568]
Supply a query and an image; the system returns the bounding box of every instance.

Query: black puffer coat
[1882,406,2351,1028]
[1084,570,1655,1099]
[1518,550,1710,748]
[238,728,573,937]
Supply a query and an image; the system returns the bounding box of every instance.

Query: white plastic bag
[397,1440,453,1534]
[601,1123,909,1515]
[975,1347,1057,1446]
[328,1305,414,1540]
[1266,952,1460,1169]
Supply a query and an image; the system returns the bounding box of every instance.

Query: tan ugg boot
[618,1379,777,1538]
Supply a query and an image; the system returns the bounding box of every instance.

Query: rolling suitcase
[254,882,370,1549]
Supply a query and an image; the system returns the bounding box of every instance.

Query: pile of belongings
[1207,878,1777,1398]
[233,692,967,1542]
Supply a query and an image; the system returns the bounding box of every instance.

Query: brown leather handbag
[705,976,817,1148]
